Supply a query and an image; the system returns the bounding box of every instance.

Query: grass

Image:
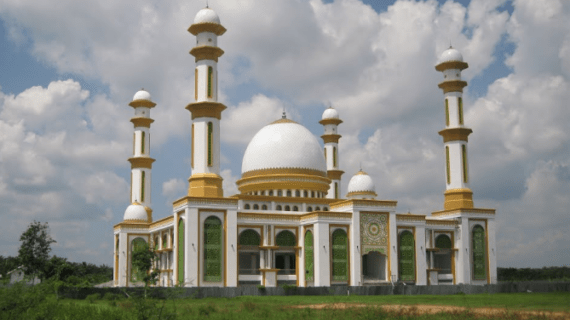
[56,292,570,319]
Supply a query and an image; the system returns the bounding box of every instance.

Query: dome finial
[206,0,209,8]
[282,109,287,119]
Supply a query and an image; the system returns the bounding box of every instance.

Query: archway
[362,251,386,281]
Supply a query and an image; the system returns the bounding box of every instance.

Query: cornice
[185,101,227,120]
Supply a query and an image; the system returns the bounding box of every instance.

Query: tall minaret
[320,106,344,199]
[435,47,474,210]
[186,7,227,198]
[127,89,156,221]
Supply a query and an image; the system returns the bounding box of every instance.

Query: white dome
[347,170,376,194]
[123,203,148,221]
[133,89,151,101]
[439,47,463,63]
[242,119,326,174]
[194,7,221,24]
[322,107,339,120]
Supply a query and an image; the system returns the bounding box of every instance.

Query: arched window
[131,237,147,282]
[292,206,298,211]
[141,171,145,202]
[204,216,222,282]
[177,219,184,284]
[253,204,259,210]
[399,231,415,282]
[434,234,452,278]
[277,190,283,197]
[331,229,348,282]
[445,146,450,185]
[244,204,250,210]
[239,230,261,275]
[286,190,292,197]
[141,132,145,154]
[276,205,282,211]
[284,205,290,211]
[323,207,328,211]
[458,97,464,125]
[311,191,315,198]
[445,98,450,126]
[295,190,300,197]
[305,230,314,282]
[333,147,337,167]
[269,190,274,196]
[307,206,313,212]
[261,204,267,210]
[207,122,213,166]
[472,225,486,280]
[462,144,468,183]
[154,236,159,251]
[303,191,308,197]
[163,234,168,249]
[276,230,296,247]
[207,66,213,98]
[315,206,321,211]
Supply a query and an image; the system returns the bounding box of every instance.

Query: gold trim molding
[443,188,474,210]
[331,199,397,210]
[128,157,155,169]
[319,118,343,126]
[189,46,224,62]
[130,117,154,128]
[432,207,496,217]
[327,170,344,180]
[321,134,341,144]
[241,167,327,179]
[188,22,227,36]
[173,196,238,208]
[188,173,224,197]
[129,100,156,109]
[185,101,227,120]
[438,80,468,93]
[435,61,469,71]
[396,214,426,222]
[438,127,473,143]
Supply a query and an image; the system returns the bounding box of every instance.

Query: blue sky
[0,0,569,268]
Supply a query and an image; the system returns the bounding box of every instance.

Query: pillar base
[188,173,224,197]
[443,188,473,210]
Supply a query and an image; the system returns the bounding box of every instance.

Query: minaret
[435,47,474,210]
[186,7,227,198]
[320,106,344,199]
[127,89,156,221]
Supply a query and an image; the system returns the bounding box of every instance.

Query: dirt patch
[291,303,570,319]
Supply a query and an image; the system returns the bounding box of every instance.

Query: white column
[313,222,330,287]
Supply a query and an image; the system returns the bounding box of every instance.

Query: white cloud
[162,178,186,206]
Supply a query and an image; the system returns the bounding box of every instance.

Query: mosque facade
[113,7,497,288]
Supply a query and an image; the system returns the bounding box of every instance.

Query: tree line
[497,267,570,282]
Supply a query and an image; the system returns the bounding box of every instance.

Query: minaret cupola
[346,170,377,200]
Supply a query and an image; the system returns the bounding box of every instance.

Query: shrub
[86,293,100,303]
[103,292,120,301]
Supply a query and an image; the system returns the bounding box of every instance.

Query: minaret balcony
[128,156,155,169]
[130,117,154,128]
[188,22,226,36]
[438,127,472,143]
[438,80,468,94]
[190,46,224,62]
[185,101,227,120]
[321,134,341,144]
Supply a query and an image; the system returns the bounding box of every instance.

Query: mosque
[113,7,497,287]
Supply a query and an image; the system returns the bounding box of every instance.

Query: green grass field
[60,292,570,320]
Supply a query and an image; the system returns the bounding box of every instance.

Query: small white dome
[347,170,376,197]
[439,47,463,63]
[194,7,221,24]
[133,89,151,101]
[242,119,326,174]
[123,202,148,221]
[322,107,339,120]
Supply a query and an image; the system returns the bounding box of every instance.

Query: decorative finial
[359,162,362,171]
[282,110,287,119]
[206,0,209,8]
[141,87,145,91]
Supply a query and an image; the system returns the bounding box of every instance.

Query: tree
[17,220,56,281]
[131,241,159,288]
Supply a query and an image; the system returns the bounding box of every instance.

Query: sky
[0,0,568,268]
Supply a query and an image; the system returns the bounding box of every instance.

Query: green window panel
[305,231,314,282]
[332,229,348,282]
[276,230,296,247]
[472,225,486,280]
[178,219,184,285]
[154,237,159,251]
[141,171,145,202]
[458,97,464,125]
[207,66,213,98]
[239,229,260,246]
[334,182,339,199]
[204,216,222,282]
[436,234,452,249]
[445,146,450,185]
[333,147,337,167]
[399,231,415,282]
[462,144,468,183]
[207,122,213,167]
[445,99,450,126]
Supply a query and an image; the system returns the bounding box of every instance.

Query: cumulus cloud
[162,178,186,206]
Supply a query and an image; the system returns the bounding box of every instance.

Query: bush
[103,292,121,301]
[85,293,100,303]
